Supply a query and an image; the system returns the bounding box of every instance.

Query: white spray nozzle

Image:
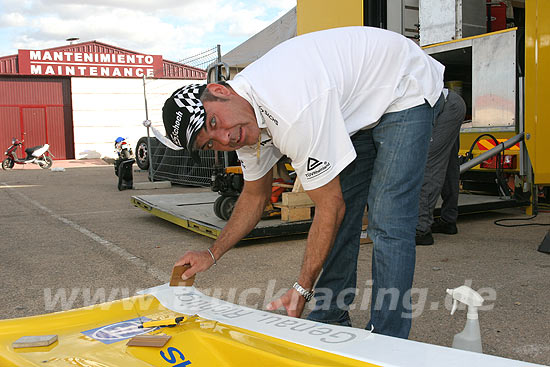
[447,286,484,319]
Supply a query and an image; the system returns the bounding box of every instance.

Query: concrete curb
[133,181,171,190]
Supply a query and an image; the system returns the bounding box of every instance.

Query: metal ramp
[132,192,529,240]
[131,192,311,240]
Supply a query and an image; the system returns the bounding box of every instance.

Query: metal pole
[459,132,525,174]
[217,44,230,168]
[216,44,222,81]
[143,75,153,182]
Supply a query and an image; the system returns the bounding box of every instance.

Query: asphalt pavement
[0,162,548,365]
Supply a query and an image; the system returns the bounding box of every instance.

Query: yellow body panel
[525,0,550,184]
[297,0,363,35]
[0,295,378,366]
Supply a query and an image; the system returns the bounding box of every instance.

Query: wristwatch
[293,282,314,302]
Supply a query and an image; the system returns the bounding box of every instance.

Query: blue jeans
[307,96,443,338]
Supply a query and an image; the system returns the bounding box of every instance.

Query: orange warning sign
[476,139,520,151]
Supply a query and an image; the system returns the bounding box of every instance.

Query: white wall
[71,77,201,159]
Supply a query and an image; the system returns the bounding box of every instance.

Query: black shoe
[416,231,434,246]
[431,219,458,234]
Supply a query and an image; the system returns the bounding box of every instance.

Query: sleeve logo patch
[306,157,331,179]
[259,106,279,126]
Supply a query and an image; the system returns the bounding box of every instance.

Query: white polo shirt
[228,26,444,191]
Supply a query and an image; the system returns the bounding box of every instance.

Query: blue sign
[82,317,156,344]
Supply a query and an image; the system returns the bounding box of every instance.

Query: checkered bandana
[162,84,207,163]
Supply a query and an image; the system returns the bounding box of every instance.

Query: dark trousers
[417,90,466,233]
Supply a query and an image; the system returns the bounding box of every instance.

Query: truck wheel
[2,158,14,170]
[135,137,149,170]
[219,196,237,220]
[214,195,225,219]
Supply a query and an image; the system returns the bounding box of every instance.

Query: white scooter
[2,138,54,170]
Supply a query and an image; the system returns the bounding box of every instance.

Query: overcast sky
[0,0,296,63]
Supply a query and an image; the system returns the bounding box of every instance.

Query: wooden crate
[282,192,314,206]
[275,205,313,221]
[272,191,315,222]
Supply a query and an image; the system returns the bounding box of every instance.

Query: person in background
[416,89,466,246]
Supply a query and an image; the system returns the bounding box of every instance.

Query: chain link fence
[144,137,227,186]
[179,47,218,70]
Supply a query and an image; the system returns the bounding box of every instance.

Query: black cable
[494,214,550,227]
[467,134,500,155]
[466,134,503,170]
[466,133,510,196]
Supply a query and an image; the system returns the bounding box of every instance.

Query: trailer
[296,0,550,208]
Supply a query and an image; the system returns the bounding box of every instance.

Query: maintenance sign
[18,49,164,78]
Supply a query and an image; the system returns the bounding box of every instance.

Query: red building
[0,41,206,159]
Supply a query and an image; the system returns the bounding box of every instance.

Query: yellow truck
[297,0,550,211]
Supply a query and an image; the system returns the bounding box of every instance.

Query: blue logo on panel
[81,317,156,344]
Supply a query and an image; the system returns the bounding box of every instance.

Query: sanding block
[169,265,195,286]
[12,335,57,348]
[127,334,171,347]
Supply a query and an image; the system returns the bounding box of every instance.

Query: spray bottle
[446,285,484,353]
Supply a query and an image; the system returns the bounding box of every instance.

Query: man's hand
[173,250,215,280]
[265,176,345,319]
[171,172,273,284]
[266,288,306,318]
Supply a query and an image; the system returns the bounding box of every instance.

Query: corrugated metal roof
[0,41,205,79]
[0,55,19,74]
